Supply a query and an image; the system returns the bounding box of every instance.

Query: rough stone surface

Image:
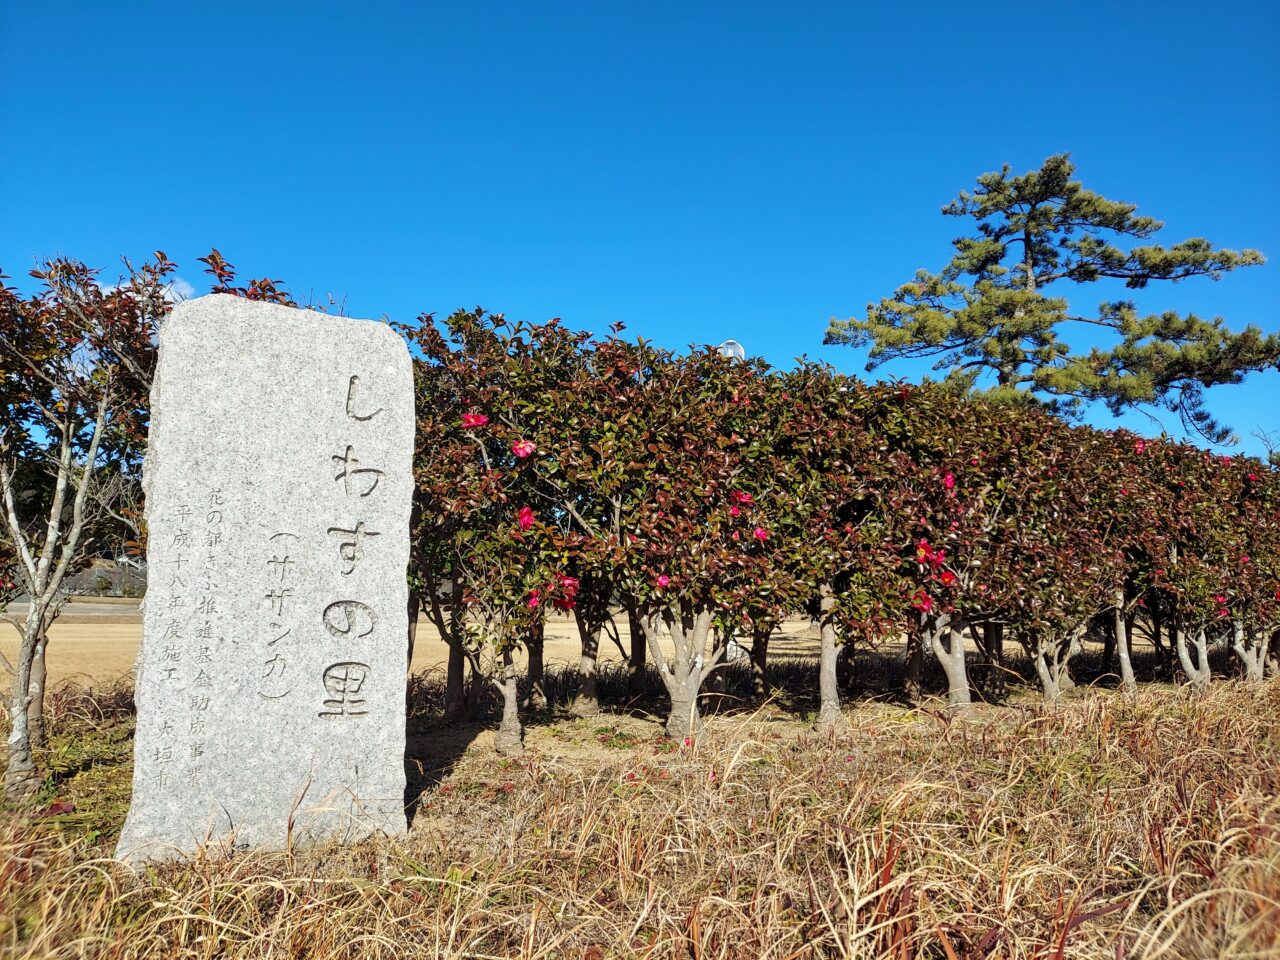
[116,294,412,862]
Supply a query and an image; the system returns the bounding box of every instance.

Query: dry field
[2,649,1278,958]
[0,605,822,694]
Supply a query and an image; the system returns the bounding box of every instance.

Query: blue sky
[3,2,1277,453]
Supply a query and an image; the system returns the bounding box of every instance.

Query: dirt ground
[1,602,822,691]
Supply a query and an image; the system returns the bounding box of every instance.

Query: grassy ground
[1,658,1278,959]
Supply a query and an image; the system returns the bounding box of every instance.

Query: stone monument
[116,294,412,862]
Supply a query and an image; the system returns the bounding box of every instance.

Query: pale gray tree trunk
[1174,626,1212,693]
[816,584,843,730]
[1114,589,1136,694]
[1230,620,1267,683]
[2,392,110,802]
[1031,625,1085,705]
[494,648,523,756]
[26,628,48,749]
[571,610,601,717]
[925,614,970,710]
[4,616,42,798]
[1031,644,1061,703]
[644,603,720,740]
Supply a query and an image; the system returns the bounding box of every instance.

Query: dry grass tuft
[2,677,1278,958]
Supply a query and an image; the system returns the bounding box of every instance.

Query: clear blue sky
[3,2,1277,453]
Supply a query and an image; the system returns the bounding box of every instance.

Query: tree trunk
[27,628,48,750]
[1114,590,1136,694]
[524,619,548,709]
[975,621,1005,700]
[645,603,716,741]
[570,611,601,717]
[903,631,923,701]
[1032,645,1062,704]
[1150,610,1172,678]
[1032,626,1082,705]
[626,603,647,694]
[4,615,43,802]
[703,629,727,696]
[1174,626,1211,693]
[406,594,419,668]
[1059,630,1081,691]
[1100,615,1116,674]
[750,627,770,701]
[926,615,970,711]
[494,648,523,756]
[1230,620,1266,683]
[443,637,467,721]
[816,584,843,730]
[1268,631,1280,679]
[467,651,486,711]
[664,671,703,741]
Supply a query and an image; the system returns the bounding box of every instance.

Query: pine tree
[825,154,1275,442]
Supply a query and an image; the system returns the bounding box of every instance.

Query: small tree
[0,258,171,800]
[606,347,775,739]
[406,309,580,753]
[1211,458,1279,682]
[826,153,1274,443]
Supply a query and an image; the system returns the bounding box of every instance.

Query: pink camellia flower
[517,506,535,531]
[943,472,956,491]
[511,439,536,459]
[1248,473,1259,482]
[461,413,489,429]
[527,589,540,609]
[753,527,768,541]
[1135,439,1146,453]
[729,505,741,517]
[731,491,753,504]
[1213,595,1228,604]
[916,539,945,567]
[731,531,740,541]
[656,574,671,588]
[939,570,957,587]
[910,590,934,613]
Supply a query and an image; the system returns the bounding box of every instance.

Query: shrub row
[406,310,1280,743]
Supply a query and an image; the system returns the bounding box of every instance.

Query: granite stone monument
[116,294,412,862]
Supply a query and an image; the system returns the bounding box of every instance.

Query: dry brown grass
[2,675,1278,959]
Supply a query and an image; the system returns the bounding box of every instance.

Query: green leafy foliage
[825,154,1275,443]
